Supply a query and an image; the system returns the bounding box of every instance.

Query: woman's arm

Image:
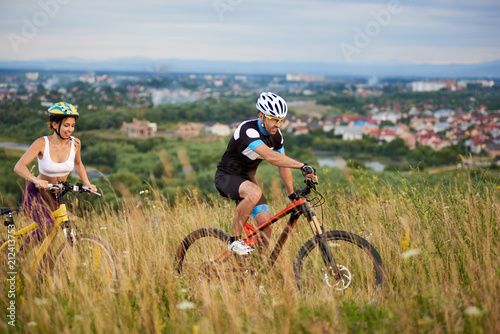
[13,138,47,187]
[73,138,97,192]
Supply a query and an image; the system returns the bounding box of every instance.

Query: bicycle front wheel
[50,233,118,289]
[293,230,384,295]
[176,227,251,284]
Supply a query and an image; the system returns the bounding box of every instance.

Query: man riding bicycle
[215,92,317,256]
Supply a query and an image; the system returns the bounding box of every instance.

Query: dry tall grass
[1,170,499,333]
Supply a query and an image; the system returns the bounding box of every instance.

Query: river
[0,142,30,151]
[317,157,386,172]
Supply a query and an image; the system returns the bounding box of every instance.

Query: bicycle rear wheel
[293,230,384,296]
[176,227,253,284]
[49,233,118,289]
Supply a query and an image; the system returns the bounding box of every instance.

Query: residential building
[399,132,416,150]
[470,134,493,154]
[334,126,363,140]
[416,130,451,150]
[174,122,205,138]
[371,111,401,125]
[380,129,397,142]
[209,123,231,136]
[434,122,451,133]
[120,118,157,138]
[486,143,500,159]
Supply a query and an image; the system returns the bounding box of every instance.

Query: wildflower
[177,301,196,310]
[27,322,37,327]
[34,298,49,306]
[137,201,143,208]
[402,248,421,259]
[257,285,267,295]
[464,306,483,317]
[399,230,411,251]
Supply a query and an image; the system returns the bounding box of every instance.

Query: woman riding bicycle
[13,102,96,243]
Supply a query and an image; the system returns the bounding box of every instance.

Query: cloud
[0,0,499,65]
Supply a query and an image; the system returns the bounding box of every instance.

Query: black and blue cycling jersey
[216,118,285,179]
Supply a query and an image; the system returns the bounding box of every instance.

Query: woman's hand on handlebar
[84,183,97,193]
[34,179,50,190]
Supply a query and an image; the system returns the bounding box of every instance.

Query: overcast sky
[1,0,499,65]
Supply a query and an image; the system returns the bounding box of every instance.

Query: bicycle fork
[52,204,78,246]
[304,204,343,283]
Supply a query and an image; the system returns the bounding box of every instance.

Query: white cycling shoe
[228,239,255,256]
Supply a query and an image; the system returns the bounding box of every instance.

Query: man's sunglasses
[264,115,284,124]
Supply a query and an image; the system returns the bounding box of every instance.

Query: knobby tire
[48,233,119,288]
[293,230,384,293]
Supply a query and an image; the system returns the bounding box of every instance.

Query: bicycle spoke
[50,234,118,289]
[176,228,257,286]
[294,230,384,298]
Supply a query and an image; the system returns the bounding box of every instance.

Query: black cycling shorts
[214,170,267,207]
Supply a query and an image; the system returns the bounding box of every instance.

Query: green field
[1,167,499,333]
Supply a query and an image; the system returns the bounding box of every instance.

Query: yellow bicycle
[1,181,118,288]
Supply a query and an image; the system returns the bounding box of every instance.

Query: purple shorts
[22,182,58,242]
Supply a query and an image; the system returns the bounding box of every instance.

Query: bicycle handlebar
[48,182,102,197]
[293,179,318,198]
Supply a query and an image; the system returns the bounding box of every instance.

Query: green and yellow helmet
[48,102,79,120]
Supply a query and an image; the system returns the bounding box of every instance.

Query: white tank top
[37,136,75,177]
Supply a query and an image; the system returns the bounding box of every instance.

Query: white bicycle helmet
[256,92,288,118]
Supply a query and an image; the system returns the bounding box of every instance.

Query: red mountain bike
[176,180,384,293]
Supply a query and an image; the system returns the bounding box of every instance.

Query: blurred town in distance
[1,68,499,161]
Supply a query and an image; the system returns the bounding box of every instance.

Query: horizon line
[1,57,500,67]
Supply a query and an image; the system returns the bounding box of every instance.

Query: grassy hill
[1,168,499,333]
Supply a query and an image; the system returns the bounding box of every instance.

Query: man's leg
[225,181,263,256]
[253,212,272,249]
[231,180,262,237]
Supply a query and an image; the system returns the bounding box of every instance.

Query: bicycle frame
[177,180,383,289]
[1,182,92,271]
[213,195,333,274]
[1,212,38,254]
[1,206,71,270]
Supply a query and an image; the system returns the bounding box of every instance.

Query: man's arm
[278,166,294,195]
[253,145,303,169]
[253,145,318,183]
